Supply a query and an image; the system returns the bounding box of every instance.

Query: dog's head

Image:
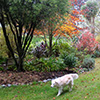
[70,73,79,80]
[51,79,59,88]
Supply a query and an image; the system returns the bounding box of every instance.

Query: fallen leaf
[17,91,20,93]
[86,93,89,95]
[85,86,87,88]
[53,97,55,99]
[85,96,87,98]
[15,95,18,97]
[81,80,84,82]
[41,92,43,94]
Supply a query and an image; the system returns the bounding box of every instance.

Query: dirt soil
[0,70,76,85]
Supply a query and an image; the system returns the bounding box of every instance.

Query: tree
[0,0,69,71]
[81,1,98,34]
[34,14,71,56]
[33,0,88,56]
[93,0,100,35]
[34,15,66,56]
[34,8,83,56]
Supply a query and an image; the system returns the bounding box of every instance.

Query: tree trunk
[91,17,95,35]
[17,57,24,72]
[49,33,52,56]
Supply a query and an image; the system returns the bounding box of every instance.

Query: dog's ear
[55,81,59,85]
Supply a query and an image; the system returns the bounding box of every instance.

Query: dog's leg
[57,87,63,96]
[69,81,74,92]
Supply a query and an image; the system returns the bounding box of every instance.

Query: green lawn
[0,58,100,100]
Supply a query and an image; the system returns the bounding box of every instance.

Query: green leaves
[63,53,77,69]
[1,0,69,26]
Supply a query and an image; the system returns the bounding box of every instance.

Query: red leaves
[76,30,98,54]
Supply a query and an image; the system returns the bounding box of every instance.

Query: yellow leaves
[60,25,73,33]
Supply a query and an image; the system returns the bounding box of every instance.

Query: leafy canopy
[0,0,69,71]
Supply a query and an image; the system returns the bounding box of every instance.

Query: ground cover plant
[0,58,100,100]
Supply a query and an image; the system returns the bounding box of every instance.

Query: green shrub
[92,50,100,58]
[24,57,66,72]
[0,67,4,71]
[0,56,7,64]
[24,60,35,71]
[59,51,69,59]
[81,57,95,71]
[59,42,76,54]
[52,45,60,57]
[63,53,78,69]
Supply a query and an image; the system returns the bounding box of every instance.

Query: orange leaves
[72,9,79,15]
[56,14,81,37]
[34,8,83,38]
[34,30,43,35]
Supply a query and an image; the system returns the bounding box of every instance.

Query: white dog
[51,73,79,96]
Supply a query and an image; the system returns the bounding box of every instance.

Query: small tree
[81,1,98,34]
[0,0,69,71]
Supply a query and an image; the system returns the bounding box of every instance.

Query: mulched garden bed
[0,70,76,85]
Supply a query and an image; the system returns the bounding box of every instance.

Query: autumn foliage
[34,0,84,38]
[76,30,98,54]
[53,14,83,37]
[34,14,83,38]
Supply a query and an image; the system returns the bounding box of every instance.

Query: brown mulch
[0,70,76,85]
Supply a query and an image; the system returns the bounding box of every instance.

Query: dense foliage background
[0,0,100,73]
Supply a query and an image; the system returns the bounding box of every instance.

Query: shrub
[76,30,98,54]
[27,36,44,54]
[32,42,48,58]
[59,42,76,54]
[57,38,77,54]
[0,56,7,64]
[63,53,78,69]
[52,45,60,57]
[59,51,69,59]
[24,57,66,72]
[92,50,100,58]
[0,67,4,71]
[81,57,95,71]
